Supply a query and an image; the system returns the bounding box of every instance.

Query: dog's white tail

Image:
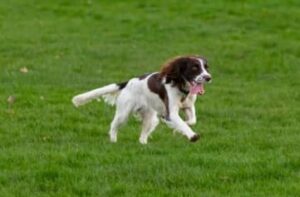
[72,84,121,107]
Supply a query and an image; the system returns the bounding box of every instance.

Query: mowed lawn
[0,0,299,196]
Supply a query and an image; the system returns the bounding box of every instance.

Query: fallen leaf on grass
[19,67,29,73]
[42,136,50,141]
[219,176,231,181]
[7,95,16,105]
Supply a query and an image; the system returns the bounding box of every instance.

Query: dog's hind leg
[109,104,132,143]
[139,110,159,144]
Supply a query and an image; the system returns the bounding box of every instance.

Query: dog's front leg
[183,106,197,126]
[181,94,197,126]
[166,112,200,142]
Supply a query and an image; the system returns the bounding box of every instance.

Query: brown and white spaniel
[72,56,212,144]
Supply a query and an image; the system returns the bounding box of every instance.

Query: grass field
[0,0,299,196]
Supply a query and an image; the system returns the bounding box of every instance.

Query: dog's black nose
[204,76,211,82]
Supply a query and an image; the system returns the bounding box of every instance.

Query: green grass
[0,0,299,196]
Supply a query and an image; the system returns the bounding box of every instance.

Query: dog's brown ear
[160,57,188,83]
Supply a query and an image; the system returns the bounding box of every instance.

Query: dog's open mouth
[189,81,205,95]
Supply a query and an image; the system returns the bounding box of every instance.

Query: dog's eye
[192,65,198,71]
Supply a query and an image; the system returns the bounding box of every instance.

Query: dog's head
[160,56,211,95]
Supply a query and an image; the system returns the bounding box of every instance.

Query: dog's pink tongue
[190,83,205,95]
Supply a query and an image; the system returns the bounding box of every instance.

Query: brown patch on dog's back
[117,81,128,90]
[148,73,170,119]
[138,73,151,80]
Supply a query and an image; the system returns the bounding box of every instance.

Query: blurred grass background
[0,0,299,196]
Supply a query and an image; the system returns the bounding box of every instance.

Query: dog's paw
[190,134,200,142]
[186,119,196,126]
[109,133,117,143]
[139,137,148,145]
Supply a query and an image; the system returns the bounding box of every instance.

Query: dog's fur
[72,56,211,144]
